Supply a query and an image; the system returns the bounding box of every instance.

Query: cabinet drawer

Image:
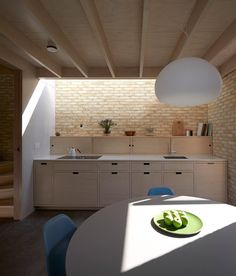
[99,172,130,206]
[163,162,193,171]
[131,161,162,171]
[54,172,98,207]
[163,172,194,195]
[98,161,130,171]
[131,172,162,197]
[54,162,97,171]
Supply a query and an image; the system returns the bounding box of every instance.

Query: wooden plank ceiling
[0,0,235,78]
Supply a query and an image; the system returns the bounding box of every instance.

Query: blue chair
[148,187,174,196]
[43,214,77,276]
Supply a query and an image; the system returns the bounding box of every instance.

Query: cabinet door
[163,172,194,195]
[93,137,131,154]
[131,172,162,197]
[99,172,130,207]
[132,137,170,154]
[54,172,98,207]
[34,162,53,206]
[194,162,226,202]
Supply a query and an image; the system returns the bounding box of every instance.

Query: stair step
[0,198,13,205]
[0,161,13,174]
[0,185,13,199]
[0,173,13,185]
[0,205,14,217]
[0,163,14,217]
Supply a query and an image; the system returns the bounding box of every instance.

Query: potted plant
[99,119,116,134]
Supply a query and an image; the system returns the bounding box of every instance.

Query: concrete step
[0,173,13,186]
[0,198,14,217]
[0,161,13,174]
[0,184,13,199]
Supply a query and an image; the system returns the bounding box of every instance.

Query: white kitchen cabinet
[132,137,170,154]
[99,172,130,207]
[131,161,162,171]
[93,137,131,154]
[163,172,194,196]
[34,161,53,206]
[194,162,226,202]
[98,161,130,171]
[54,171,98,207]
[131,172,162,197]
[163,161,194,196]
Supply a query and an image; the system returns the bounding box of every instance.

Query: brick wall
[208,70,236,205]
[0,74,14,161]
[55,80,208,136]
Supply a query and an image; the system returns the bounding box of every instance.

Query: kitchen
[0,0,235,276]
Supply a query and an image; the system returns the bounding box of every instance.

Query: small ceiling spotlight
[46,41,58,53]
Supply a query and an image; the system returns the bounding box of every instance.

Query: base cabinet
[99,172,130,207]
[163,172,194,196]
[34,162,53,206]
[34,159,227,208]
[131,172,162,197]
[194,162,226,202]
[54,172,98,207]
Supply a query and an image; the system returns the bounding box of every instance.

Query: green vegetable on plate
[163,209,189,229]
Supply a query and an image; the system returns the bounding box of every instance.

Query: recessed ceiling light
[46,45,58,53]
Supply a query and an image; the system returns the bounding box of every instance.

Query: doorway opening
[0,63,22,219]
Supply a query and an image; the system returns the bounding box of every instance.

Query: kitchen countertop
[34,154,226,162]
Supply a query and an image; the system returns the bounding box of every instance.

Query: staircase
[0,162,14,217]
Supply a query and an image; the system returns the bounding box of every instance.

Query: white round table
[66,196,236,276]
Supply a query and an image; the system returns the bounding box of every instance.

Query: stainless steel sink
[163,156,188,159]
[58,155,102,160]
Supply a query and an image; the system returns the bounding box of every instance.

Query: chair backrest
[148,187,174,196]
[43,214,77,257]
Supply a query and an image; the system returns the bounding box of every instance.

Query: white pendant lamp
[155,57,222,106]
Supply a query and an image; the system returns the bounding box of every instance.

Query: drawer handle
[73,172,79,174]
[41,162,47,165]
[111,172,118,174]
[176,172,182,175]
[112,163,118,165]
[144,172,150,174]
[144,163,150,165]
[208,162,215,165]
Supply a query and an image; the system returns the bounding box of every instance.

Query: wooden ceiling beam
[204,19,236,63]
[0,17,61,78]
[37,67,162,79]
[170,0,210,61]
[139,0,150,78]
[80,0,115,78]
[24,0,88,77]
[220,54,236,78]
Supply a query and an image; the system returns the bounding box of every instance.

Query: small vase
[104,129,111,135]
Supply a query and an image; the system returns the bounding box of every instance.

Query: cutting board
[172,120,185,136]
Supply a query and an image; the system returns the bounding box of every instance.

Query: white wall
[22,81,55,217]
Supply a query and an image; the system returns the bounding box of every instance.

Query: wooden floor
[0,210,96,276]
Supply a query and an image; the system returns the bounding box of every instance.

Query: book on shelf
[197,123,213,136]
[207,123,213,136]
[197,123,203,136]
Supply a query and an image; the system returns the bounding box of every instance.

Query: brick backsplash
[208,70,236,205]
[55,80,208,136]
[0,74,14,161]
